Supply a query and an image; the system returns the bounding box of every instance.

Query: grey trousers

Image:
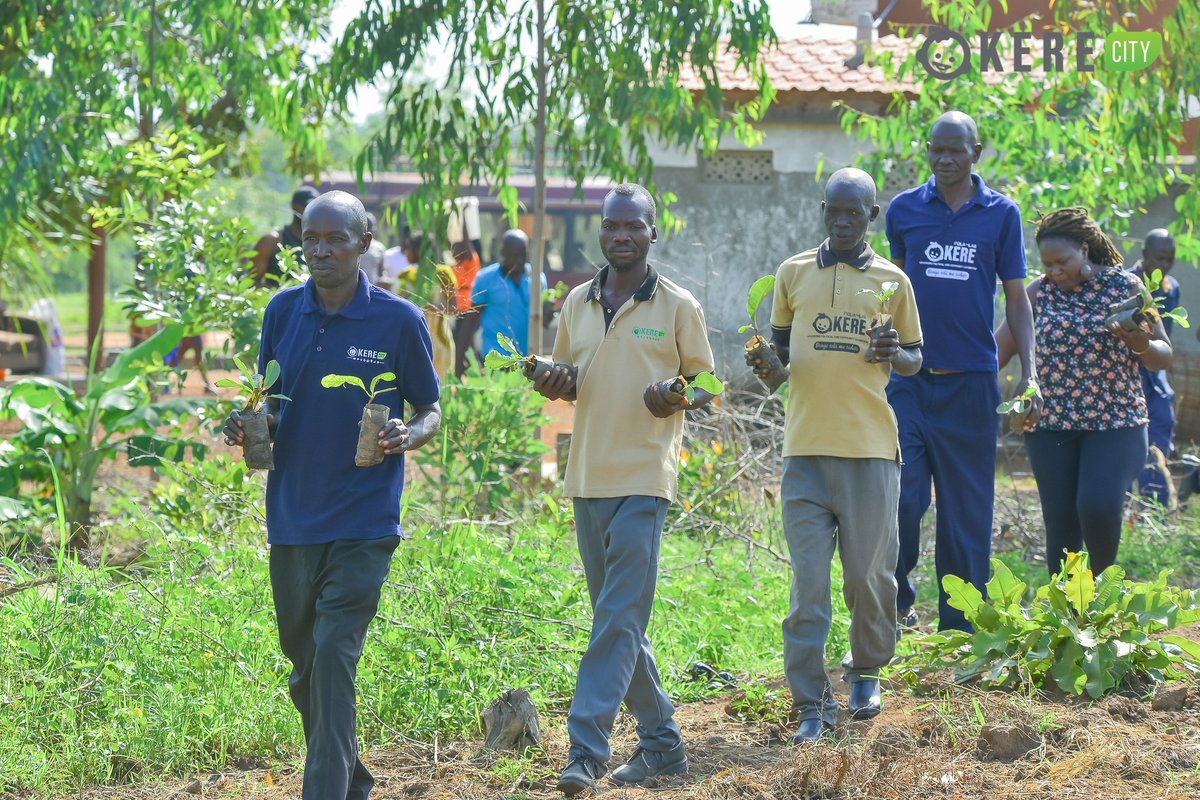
[567,496,682,764]
[270,536,400,800]
[781,456,900,725]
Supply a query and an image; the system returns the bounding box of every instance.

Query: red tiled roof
[682,36,921,97]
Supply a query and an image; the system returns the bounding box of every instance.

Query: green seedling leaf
[264,360,281,389]
[690,371,724,396]
[369,372,397,397]
[213,378,241,389]
[746,275,775,322]
[484,350,525,371]
[496,333,523,360]
[233,355,254,381]
[737,323,755,334]
[1166,307,1190,329]
[321,374,368,394]
[996,385,1038,415]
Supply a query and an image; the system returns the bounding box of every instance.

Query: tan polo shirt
[554,266,715,501]
[771,243,922,460]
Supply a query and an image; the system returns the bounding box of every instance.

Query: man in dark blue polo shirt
[1131,229,1180,506]
[884,111,1039,633]
[224,190,441,800]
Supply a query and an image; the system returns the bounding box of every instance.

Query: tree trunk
[528,0,547,357]
[480,688,542,752]
[86,221,108,372]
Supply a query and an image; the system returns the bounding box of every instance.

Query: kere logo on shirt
[347,346,388,364]
[921,240,978,281]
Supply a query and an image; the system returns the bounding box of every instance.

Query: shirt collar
[816,240,875,271]
[918,173,989,209]
[585,264,661,302]
[299,269,372,319]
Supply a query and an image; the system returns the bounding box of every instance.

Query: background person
[997,207,1168,576]
[450,234,482,377]
[251,185,319,288]
[472,229,548,359]
[1130,229,1179,506]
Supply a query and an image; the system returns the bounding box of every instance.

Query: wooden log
[479,688,542,752]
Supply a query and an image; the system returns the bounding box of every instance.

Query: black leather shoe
[557,755,605,795]
[848,678,882,720]
[789,718,834,744]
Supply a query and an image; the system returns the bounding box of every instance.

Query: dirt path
[49,627,1200,800]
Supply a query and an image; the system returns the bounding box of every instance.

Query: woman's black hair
[1034,206,1123,266]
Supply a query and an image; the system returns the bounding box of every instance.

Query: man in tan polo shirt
[535,183,718,794]
[749,168,922,743]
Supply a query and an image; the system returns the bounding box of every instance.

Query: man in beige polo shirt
[535,183,718,794]
[749,168,922,743]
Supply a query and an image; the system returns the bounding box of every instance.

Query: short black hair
[605,183,657,224]
[291,185,320,207]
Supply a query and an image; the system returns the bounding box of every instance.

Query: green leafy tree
[325,0,777,352]
[840,0,1200,261]
[0,1,335,349]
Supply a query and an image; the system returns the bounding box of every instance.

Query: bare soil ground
[42,628,1200,800]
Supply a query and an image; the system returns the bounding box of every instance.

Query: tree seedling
[739,275,787,393]
[859,281,899,363]
[1105,269,1190,334]
[996,384,1039,433]
[658,371,725,406]
[215,357,289,470]
[321,371,397,467]
[484,333,574,385]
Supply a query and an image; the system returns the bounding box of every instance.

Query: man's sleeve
[996,204,1027,281]
[768,261,795,330]
[885,204,906,263]
[470,272,489,306]
[677,298,716,378]
[400,306,441,406]
[551,294,573,364]
[893,272,923,348]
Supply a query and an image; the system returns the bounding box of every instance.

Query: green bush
[896,552,1200,697]
[410,367,549,517]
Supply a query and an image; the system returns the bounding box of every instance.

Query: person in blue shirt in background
[1131,229,1180,506]
[472,229,549,358]
[223,190,441,800]
[884,110,1041,634]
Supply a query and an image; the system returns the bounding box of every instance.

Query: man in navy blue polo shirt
[224,190,441,800]
[884,111,1039,633]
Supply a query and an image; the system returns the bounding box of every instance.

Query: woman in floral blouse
[997,207,1172,576]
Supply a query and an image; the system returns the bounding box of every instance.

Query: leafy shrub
[410,367,549,517]
[896,553,1200,697]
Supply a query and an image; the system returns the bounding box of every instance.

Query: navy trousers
[1137,366,1175,506]
[887,371,999,632]
[270,536,400,800]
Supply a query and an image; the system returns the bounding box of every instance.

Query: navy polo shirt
[258,270,440,545]
[885,175,1026,371]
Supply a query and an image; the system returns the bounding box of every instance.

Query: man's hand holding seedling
[222,405,278,446]
[533,363,577,401]
[867,327,922,376]
[644,372,723,418]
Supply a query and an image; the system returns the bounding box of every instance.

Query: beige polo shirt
[771,243,922,460]
[553,266,715,501]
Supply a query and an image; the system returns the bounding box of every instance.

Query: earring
[1081,262,1093,279]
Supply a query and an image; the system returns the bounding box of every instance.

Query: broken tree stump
[480,688,542,752]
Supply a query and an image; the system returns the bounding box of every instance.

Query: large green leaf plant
[0,325,218,549]
[897,552,1200,698]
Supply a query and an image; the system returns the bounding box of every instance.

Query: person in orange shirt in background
[451,233,482,377]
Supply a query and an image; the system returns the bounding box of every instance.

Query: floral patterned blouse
[1034,267,1148,431]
